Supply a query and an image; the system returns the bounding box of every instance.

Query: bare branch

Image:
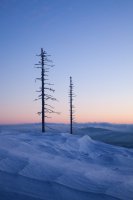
[35,48,58,132]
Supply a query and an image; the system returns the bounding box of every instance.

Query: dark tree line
[35,48,75,134]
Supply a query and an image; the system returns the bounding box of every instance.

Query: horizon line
[1,121,133,126]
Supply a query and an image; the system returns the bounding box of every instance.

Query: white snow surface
[0,129,133,200]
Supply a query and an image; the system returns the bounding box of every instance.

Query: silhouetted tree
[69,76,75,134]
[35,48,57,133]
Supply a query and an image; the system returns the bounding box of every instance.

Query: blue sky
[0,0,133,124]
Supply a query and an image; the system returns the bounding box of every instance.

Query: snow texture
[0,126,133,200]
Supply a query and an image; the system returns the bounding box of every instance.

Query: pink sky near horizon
[1,109,133,125]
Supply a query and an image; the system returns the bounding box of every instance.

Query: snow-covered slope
[0,128,133,200]
[77,127,133,148]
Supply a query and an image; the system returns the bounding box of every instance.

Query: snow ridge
[0,131,133,200]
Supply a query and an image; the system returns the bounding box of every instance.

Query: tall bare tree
[69,76,75,134]
[35,48,57,132]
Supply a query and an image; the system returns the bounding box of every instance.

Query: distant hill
[79,127,111,133]
[77,126,133,148]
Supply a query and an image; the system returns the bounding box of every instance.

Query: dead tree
[69,76,75,134]
[35,48,57,133]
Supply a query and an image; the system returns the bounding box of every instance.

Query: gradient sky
[1,0,133,124]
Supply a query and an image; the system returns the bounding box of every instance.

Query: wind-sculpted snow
[0,129,133,200]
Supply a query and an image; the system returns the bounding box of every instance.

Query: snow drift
[0,127,133,200]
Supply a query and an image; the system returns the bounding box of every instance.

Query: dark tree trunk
[70,76,74,134]
[41,53,45,132]
[35,48,57,133]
